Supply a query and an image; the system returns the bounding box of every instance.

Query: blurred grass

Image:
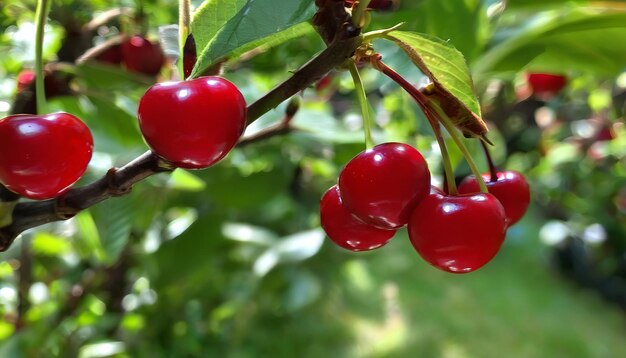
[279,203,626,358]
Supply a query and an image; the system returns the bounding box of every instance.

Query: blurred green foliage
[0,0,625,357]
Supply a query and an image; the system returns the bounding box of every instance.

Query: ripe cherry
[458,171,530,226]
[526,73,567,96]
[320,185,396,251]
[122,35,165,76]
[15,70,70,98]
[16,70,36,92]
[338,142,431,229]
[96,44,123,65]
[183,35,197,79]
[408,192,507,274]
[137,76,247,169]
[0,113,93,200]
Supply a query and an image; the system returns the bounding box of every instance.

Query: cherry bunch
[320,141,530,274]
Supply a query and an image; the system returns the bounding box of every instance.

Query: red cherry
[122,35,165,76]
[96,44,123,65]
[595,126,615,142]
[526,73,567,95]
[16,70,36,92]
[0,113,93,200]
[183,35,197,79]
[315,73,333,93]
[15,70,70,98]
[458,171,530,226]
[338,142,431,229]
[137,77,247,169]
[320,185,396,251]
[408,192,507,274]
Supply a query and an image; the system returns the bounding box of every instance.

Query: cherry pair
[0,75,246,200]
[321,142,431,251]
[413,171,530,273]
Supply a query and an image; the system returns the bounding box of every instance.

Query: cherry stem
[430,100,488,193]
[352,0,372,28]
[481,140,498,182]
[373,59,457,193]
[178,0,191,79]
[34,0,51,114]
[348,60,375,149]
[432,122,457,195]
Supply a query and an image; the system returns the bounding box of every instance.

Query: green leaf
[191,0,248,53]
[167,169,207,192]
[252,228,324,277]
[89,197,134,264]
[0,202,16,227]
[222,222,277,245]
[75,211,108,263]
[292,108,364,144]
[473,6,626,77]
[506,0,588,10]
[383,31,482,117]
[76,62,153,91]
[381,30,488,137]
[190,0,316,76]
[78,341,126,358]
[409,0,489,63]
[32,232,72,256]
[275,228,324,263]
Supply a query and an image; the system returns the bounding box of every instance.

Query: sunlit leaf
[167,170,207,192]
[382,31,488,137]
[78,341,126,358]
[473,6,626,77]
[190,0,316,76]
[253,248,279,276]
[75,211,107,263]
[222,222,277,245]
[31,232,71,256]
[275,228,325,262]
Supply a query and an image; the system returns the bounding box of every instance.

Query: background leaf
[190,0,316,76]
[473,6,626,77]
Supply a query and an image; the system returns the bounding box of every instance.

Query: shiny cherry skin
[338,142,431,229]
[0,113,93,200]
[526,73,567,95]
[458,171,530,226]
[408,192,507,274]
[137,76,247,169]
[320,185,396,251]
[122,35,165,76]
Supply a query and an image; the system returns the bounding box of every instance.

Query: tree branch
[247,29,362,124]
[0,22,362,252]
